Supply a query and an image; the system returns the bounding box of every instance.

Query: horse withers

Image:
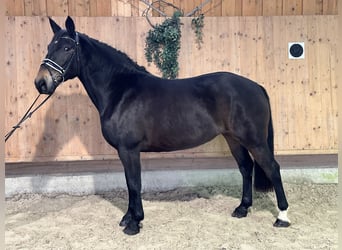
[34,16,290,235]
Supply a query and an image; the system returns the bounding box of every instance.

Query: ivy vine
[191,13,205,49]
[145,10,205,79]
[145,11,182,79]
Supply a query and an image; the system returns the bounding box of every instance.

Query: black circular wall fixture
[290,44,304,57]
[288,42,305,59]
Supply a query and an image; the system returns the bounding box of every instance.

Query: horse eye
[64,47,70,51]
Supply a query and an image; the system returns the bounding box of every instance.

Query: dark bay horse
[34,16,290,235]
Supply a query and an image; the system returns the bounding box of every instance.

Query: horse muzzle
[34,67,61,95]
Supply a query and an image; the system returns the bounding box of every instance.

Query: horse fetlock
[120,211,140,234]
[120,209,144,227]
[119,213,132,227]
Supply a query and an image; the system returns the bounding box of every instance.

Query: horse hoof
[232,206,248,218]
[123,226,140,235]
[123,222,141,235]
[273,218,291,227]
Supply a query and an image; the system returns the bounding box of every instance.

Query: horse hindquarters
[224,83,290,226]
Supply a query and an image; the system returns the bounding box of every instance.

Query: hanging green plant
[145,11,182,79]
[191,13,205,49]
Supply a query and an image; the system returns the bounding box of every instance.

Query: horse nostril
[36,79,47,93]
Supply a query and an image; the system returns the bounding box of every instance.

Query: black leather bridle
[41,32,80,87]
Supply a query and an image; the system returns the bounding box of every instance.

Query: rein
[5,33,81,142]
[5,94,52,142]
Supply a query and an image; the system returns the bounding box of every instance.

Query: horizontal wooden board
[5,16,338,162]
[5,154,338,176]
[5,0,339,16]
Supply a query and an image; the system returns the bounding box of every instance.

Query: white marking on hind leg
[277,209,291,223]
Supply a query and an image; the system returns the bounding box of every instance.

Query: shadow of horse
[31,92,115,192]
[32,91,108,162]
[98,185,278,218]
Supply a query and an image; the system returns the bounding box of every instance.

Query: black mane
[80,32,149,74]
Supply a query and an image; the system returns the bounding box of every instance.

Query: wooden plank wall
[5,0,338,16]
[5,16,338,162]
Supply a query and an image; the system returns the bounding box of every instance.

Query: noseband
[41,32,80,87]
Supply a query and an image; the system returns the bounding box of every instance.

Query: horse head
[35,16,80,95]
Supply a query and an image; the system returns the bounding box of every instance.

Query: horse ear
[65,16,76,38]
[49,17,61,34]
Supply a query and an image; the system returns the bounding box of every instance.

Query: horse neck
[76,36,148,115]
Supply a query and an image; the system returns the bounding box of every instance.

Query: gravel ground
[6,183,337,250]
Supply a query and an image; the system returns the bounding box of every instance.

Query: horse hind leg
[249,144,291,227]
[225,136,254,218]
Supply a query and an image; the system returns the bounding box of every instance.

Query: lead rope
[5,94,52,142]
[5,34,79,142]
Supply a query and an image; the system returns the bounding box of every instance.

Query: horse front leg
[118,147,144,235]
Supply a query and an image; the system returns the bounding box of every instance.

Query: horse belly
[144,132,218,152]
[143,110,221,152]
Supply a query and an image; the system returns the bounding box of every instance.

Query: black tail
[254,86,274,192]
